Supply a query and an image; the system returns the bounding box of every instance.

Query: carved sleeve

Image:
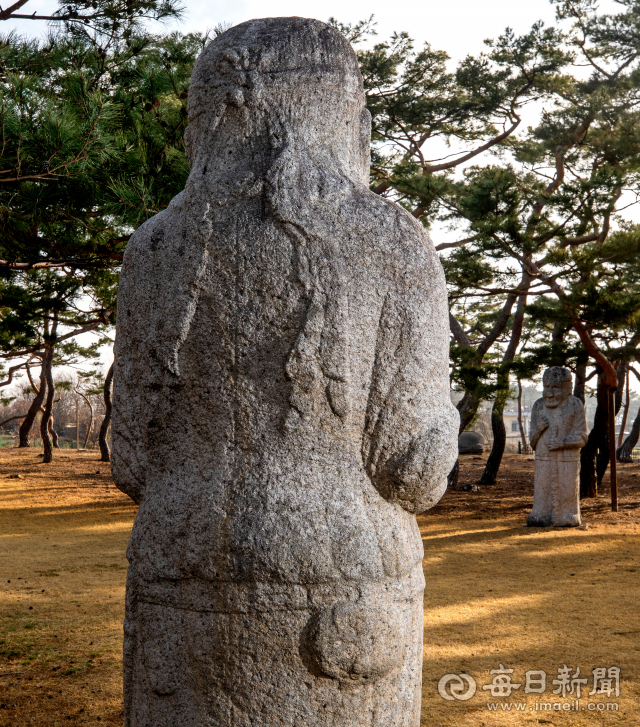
[111,238,149,505]
[111,191,209,504]
[362,237,459,515]
[564,397,588,449]
[529,399,546,451]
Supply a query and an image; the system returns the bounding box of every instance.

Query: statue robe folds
[112,16,459,727]
[527,396,588,527]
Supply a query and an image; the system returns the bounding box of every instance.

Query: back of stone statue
[113,18,460,727]
[112,17,458,586]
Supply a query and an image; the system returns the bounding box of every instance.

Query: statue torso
[115,188,435,584]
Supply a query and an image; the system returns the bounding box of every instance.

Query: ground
[0,449,638,727]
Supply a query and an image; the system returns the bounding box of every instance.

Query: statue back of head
[184,18,371,184]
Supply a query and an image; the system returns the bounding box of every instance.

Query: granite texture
[527,367,588,527]
[112,16,458,727]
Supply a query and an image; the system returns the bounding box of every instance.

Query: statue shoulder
[565,395,586,413]
[117,191,187,326]
[366,190,433,246]
[123,191,185,264]
[531,398,544,414]
[354,188,443,285]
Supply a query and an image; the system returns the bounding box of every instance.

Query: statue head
[542,366,572,409]
[184,17,371,185]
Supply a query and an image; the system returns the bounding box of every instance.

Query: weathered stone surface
[527,367,588,527]
[458,430,485,454]
[112,16,458,727]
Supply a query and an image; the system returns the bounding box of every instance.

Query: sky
[5,0,563,62]
[2,0,622,59]
[172,0,559,59]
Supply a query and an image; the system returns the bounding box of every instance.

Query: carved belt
[126,566,425,614]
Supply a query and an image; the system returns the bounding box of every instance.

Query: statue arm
[563,398,589,449]
[363,237,459,515]
[529,401,547,451]
[110,241,149,505]
[111,192,201,505]
[111,352,147,504]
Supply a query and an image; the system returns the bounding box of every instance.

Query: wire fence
[511,444,640,461]
[0,436,96,449]
[516,441,533,455]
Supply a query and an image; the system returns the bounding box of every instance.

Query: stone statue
[458,431,485,454]
[111,17,458,727]
[527,367,588,527]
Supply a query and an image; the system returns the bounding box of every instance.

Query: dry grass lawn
[0,449,135,727]
[0,449,639,726]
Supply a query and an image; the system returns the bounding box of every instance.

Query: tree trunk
[478,388,508,484]
[551,320,565,365]
[83,402,93,449]
[580,369,607,498]
[447,390,482,489]
[40,345,55,464]
[76,388,94,449]
[447,459,460,489]
[617,368,630,449]
[478,288,529,485]
[18,359,46,447]
[596,430,610,491]
[99,362,114,462]
[446,290,520,491]
[614,360,626,414]
[618,405,640,462]
[23,358,57,447]
[49,416,59,448]
[573,353,588,404]
[595,360,625,488]
[517,378,527,451]
[457,390,482,434]
[0,413,31,428]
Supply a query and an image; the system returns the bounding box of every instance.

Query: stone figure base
[526,456,581,527]
[123,568,425,727]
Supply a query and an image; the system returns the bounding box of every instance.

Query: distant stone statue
[111,17,458,727]
[527,367,588,527]
[458,430,485,454]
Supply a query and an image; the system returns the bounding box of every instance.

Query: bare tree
[40,318,58,464]
[75,381,94,450]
